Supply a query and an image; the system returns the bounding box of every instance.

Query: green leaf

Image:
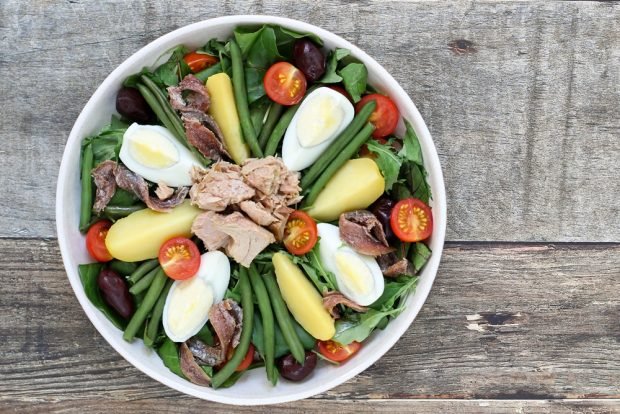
[153,45,191,87]
[319,48,350,84]
[274,26,324,57]
[399,121,423,165]
[234,26,265,56]
[333,307,403,345]
[249,95,271,135]
[410,242,432,274]
[370,276,418,311]
[365,139,403,191]
[291,243,337,293]
[78,263,127,330]
[338,62,367,102]
[108,188,139,207]
[157,338,185,378]
[195,323,215,346]
[407,163,432,203]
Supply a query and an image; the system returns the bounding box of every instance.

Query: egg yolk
[334,251,373,296]
[296,94,345,147]
[128,128,179,168]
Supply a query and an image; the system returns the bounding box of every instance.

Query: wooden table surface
[1,1,619,412]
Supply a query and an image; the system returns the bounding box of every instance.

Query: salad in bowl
[57,16,445,404]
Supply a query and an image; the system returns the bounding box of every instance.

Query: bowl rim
[56,14,447,405]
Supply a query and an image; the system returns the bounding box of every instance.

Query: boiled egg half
[119,123,202,187]
[317,223,384,306]
[162,251,230,342]
[282,87,354,171]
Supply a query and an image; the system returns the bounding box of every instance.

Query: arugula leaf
[365,139,402,191]
[410,242,432,274]
[338,62,367,102]
[78,263,127,330]
[333,307,403,345]
[157,338,185,378]
[370,276,418,311]
[319,48,350,84]
[291,244,337,293]
[399,121,423,165]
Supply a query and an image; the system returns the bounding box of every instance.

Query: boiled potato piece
[272,252,335,340]
[105,201,201,262]
[307,158,385,222]
[206,73,250,164]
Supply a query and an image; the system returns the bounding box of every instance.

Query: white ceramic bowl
[56,15,446,405]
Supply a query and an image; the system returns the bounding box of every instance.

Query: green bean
[96,204,145,219]
[129,265,160,294]
[195,62,222,83]
[248,265,276,384]
[128,259,160,284]
[229,39,263,158]
[143,278,173,348]
[79,143,94,233]
[264,105,299,156]
[109,260,138,276]
[303,122,375,207]
[123,268,168,342]
[136,83,176,135]
[258,103,283,151]
[263,272,305,364]
[300,100,376,190]
[139,77,187,145]
[212,266,254,388]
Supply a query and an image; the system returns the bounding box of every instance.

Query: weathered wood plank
[0,1,618,241]
[1,399,619,414]
[1,240,618,404]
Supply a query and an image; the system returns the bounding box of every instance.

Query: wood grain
[0,1,618,241]
[1,239,618,407]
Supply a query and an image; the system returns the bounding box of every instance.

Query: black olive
[293,39,326,82]
[277,351,318,382]
[370,196,398,245]
[115,86,153,123]
[97,268,134,319]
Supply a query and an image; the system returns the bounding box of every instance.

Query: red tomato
[158,237,201,280]
[390,198,433,242]
[183,51,218,73]
[327,85,353,102]
[86,220,113,262]
[235,344,255,372]
[264,62,307,105]
[355,94,400,138]
[317,340,361,362]
[283,211,318,255]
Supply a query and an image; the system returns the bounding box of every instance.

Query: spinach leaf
[319,48,350,84]
[333,307,403,345]
[78,263,127,330]
[157,338,185,378]
[234,26,266,56]
[338,62,367,102]
[108,188,139,207]
[252,311,291,359]
[370,276,418,311]
[153,45,191,87]
[249,96,271,136]
[274,26,324,57]
[410,242,432,274]
[195,323,215,346]
[293,319,316,350]
[366,139,402,191]
[399,121,423,165]
[406,162,432,204]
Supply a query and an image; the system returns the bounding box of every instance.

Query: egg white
[195,251,230,304]
[282,87,354,171]
[162,276,214,343]
[119,123,202,187]
[317,223,385,306]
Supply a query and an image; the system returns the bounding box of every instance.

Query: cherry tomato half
[355,94,400,138]
[283,211,318,255]
[264,62,307,106]
[235,344,255,372]
[183,51,218,73]
[390,198,433,242]
[86,220,113,262]
[158,237,201,280]
[317,340,361,362]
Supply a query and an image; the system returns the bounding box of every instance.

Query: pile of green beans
[303,122,375,207]
[263,273,306,364]
[212,267,255,388]
[300,100,376,191]
[129,265,161,295]
[230,40,263,158]
[248,264,276,384]
[258,103,284,151]
[123,268,168,342]
[143,279,173,348]
[264,105,299,157]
